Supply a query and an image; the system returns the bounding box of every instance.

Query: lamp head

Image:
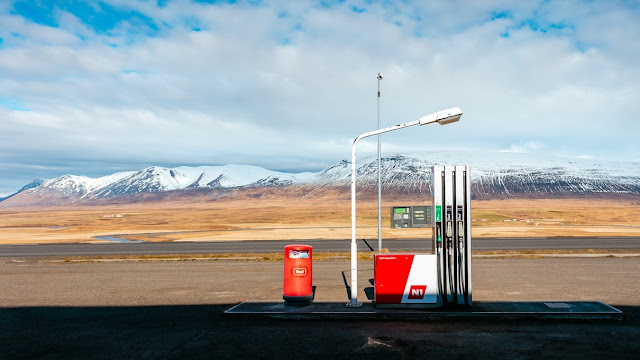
[419,107,463,126]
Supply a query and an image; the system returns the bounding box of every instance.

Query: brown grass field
[1,192,640,244]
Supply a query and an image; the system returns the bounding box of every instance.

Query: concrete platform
[225,300,623,320]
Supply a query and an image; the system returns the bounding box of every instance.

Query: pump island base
[225,300,622,321]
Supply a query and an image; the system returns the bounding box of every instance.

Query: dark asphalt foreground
[1,257,639,359]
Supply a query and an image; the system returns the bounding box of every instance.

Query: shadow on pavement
[1,305,640,359]
[341,270,351,300]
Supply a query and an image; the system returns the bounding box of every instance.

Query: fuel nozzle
[445,207,454,254]
[457,221,464,248]
[445,220,453,249]
[435,223,443,255]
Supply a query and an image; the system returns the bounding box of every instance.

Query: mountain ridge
[2,151,640,206]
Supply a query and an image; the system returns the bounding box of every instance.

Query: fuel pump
[432,165,472,307]
[432,166,445,307]
[374,164,471,309]
[454,165,472,305]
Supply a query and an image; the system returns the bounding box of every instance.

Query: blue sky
[1,0,639,196]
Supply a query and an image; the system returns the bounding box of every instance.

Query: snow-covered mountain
[20,165,314,202]
[3,151,640,206]
[317,151,640,196]
[87,165,314,199]
[0,179,44,202]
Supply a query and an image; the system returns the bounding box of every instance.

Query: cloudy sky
[1,0,639,196]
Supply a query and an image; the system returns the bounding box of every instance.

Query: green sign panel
[435,205,442,222]
[391,206,433,228]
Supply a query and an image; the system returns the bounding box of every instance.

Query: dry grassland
[1,195,639,244]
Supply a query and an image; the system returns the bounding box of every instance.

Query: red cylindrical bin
[283,244,313,304]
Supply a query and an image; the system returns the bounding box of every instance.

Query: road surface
[1,236,639,257]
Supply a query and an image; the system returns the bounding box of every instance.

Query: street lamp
[346,106,463,307]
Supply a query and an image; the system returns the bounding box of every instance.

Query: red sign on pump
[374,254,438,307]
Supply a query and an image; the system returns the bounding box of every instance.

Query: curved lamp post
[347,107,463,307]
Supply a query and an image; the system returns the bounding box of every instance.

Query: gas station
[226,106,622,320]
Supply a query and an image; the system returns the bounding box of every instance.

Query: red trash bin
[283,244,313,305]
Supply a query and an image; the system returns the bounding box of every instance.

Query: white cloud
[576,154,596,160]
[0,0,639,194]
[500,141,545,153]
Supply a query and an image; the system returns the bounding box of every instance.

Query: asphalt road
[1,236,640,257]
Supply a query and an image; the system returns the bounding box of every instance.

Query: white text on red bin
[292,268,307,276]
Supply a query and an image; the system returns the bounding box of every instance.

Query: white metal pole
[348,141,360,307]
[377,73,383,252]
